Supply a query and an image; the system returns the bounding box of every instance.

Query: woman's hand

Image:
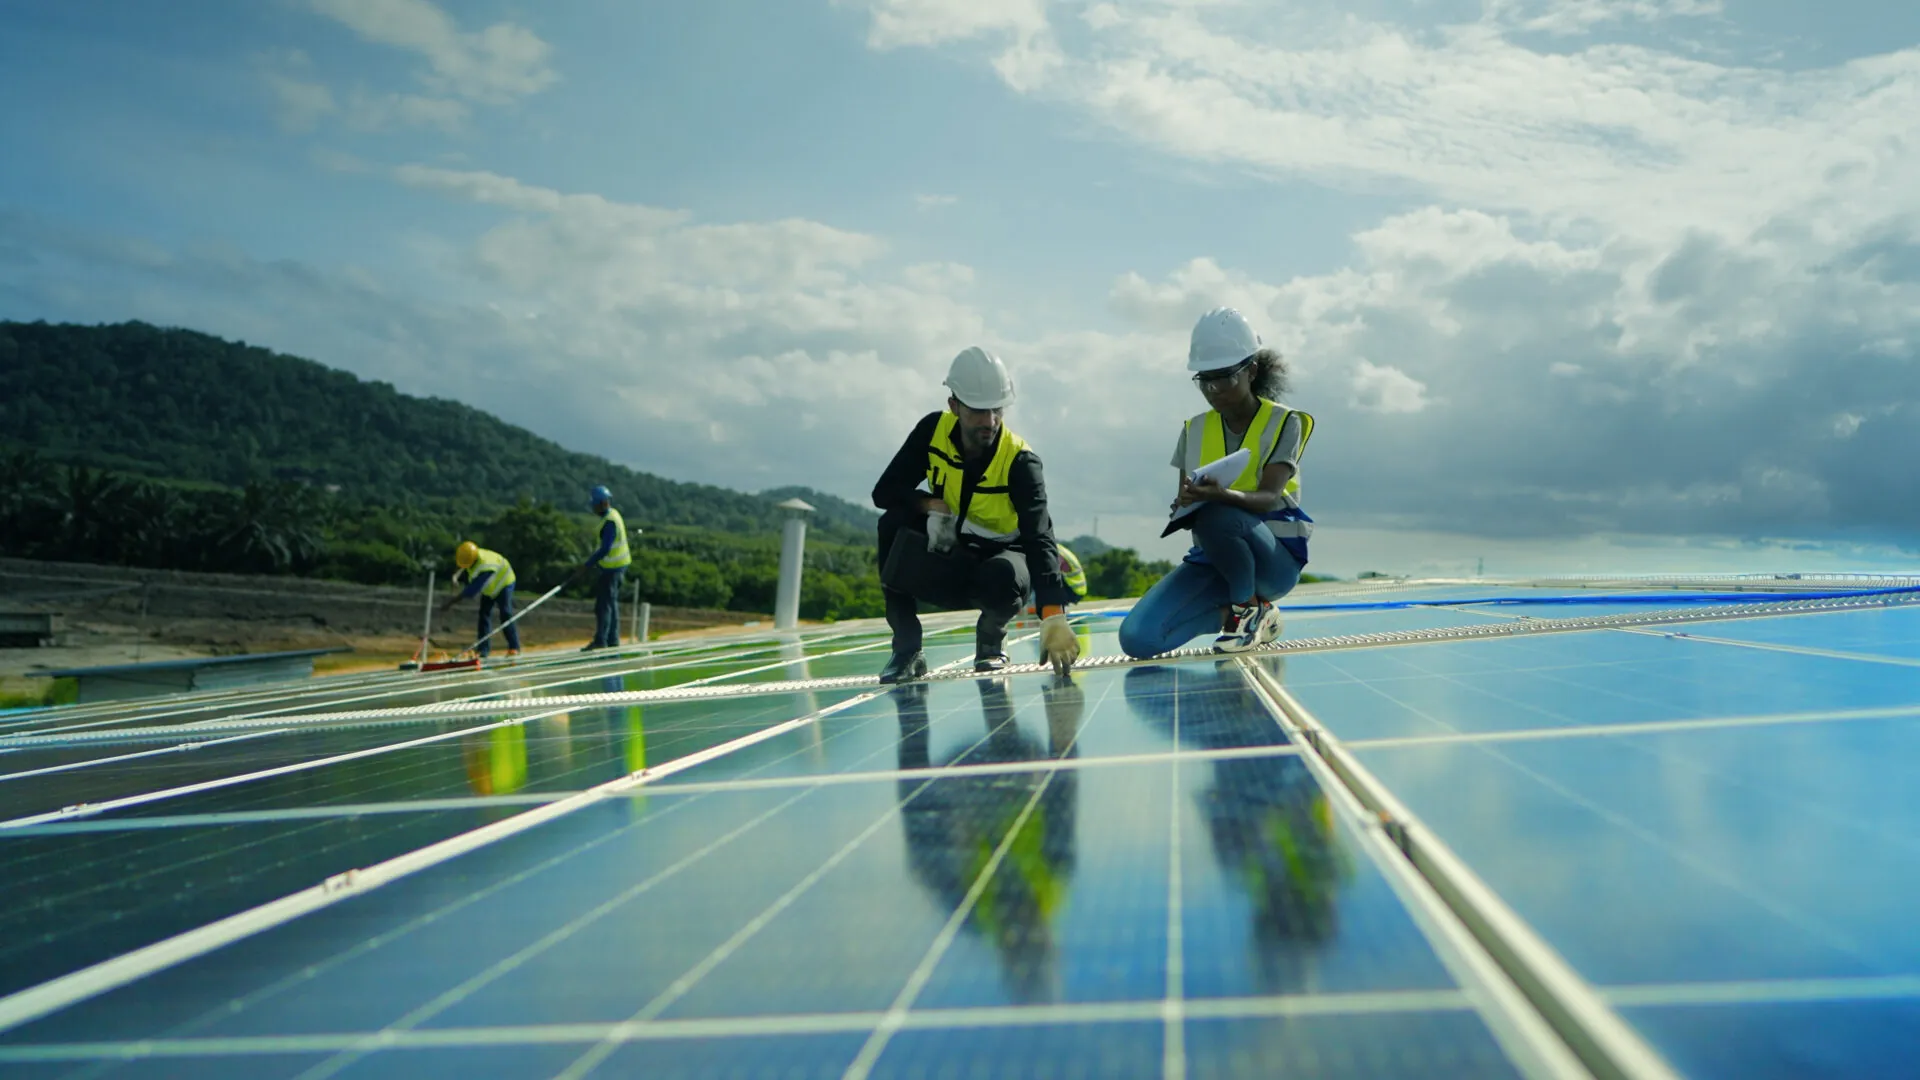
[1174,474,1229,508]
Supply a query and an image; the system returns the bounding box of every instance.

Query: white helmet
[1188,307,1261,372]
[943,346,1016,409]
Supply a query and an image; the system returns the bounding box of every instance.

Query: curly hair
[1249,348,1291,400]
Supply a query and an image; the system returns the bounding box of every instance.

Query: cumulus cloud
[848,1,1920,243]
[1482,0,1723,36]
[308,0,556,102]
[840,0,1050,49]
[377,167,995,486]
[260,0,555,133]
[1349,360,1429,414]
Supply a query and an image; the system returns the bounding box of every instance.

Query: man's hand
[926,510,959,554]
[1040,612,1079,675]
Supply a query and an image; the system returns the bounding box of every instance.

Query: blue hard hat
[589,484,612,508]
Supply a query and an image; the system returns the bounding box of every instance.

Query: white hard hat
[1188,307,1262,372]
[943,346,1016,409]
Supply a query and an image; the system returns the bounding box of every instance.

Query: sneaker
[1212,600,1279,654]
[879,650,928,684]
[505,648,522,658]
[974,652,1010,673]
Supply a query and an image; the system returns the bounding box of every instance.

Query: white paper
[1165,447,1251,527]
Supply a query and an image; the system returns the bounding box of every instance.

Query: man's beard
[960,427,995,460]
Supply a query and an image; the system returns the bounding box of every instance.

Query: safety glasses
[1191,360,1250,388]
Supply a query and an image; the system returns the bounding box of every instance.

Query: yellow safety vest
[1057,544,1088,599]
[597,507,632,569]
[462,548,516,598]
[928,412,1029,542]
[1182,398,1314,499]
[1181,399,1315,547]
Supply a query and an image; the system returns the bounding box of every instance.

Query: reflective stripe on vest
[599,507,632,568]
[1057,544,1088,599]
[468,548,516,597]
[927,412,1029,542]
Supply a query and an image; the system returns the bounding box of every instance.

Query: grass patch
[0,676,78,710]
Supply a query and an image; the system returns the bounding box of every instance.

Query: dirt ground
[0,556,772,702]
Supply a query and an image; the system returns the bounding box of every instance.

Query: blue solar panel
[4,581,1918,1078]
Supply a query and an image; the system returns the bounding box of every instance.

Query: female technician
[1119,308,1315,657]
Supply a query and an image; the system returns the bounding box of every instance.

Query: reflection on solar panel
[3,578,1918,1079]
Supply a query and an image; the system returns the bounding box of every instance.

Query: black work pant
[877,506,1028,656]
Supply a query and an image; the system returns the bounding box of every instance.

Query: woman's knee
[1118,613,1160,659]
[1257,550,1304,601]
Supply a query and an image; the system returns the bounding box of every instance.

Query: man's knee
[972,557,1024,609]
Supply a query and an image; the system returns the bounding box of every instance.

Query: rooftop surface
[1,576,1917,1079]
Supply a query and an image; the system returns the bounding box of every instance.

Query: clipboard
[1159,448,1251,537]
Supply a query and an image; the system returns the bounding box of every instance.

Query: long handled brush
[453,569,579,662]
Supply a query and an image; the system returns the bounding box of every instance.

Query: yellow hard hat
[455,541,478,568]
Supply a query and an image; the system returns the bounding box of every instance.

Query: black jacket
[873,411,1073,608]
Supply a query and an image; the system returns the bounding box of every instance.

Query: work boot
[879,650,928,684]
[974,621,1009,673]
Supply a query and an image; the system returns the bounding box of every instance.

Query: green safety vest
[463,548,516,598]
[598,507,632,569]
[928,412,1030,542]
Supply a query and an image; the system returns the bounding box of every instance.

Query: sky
[3,0,1920,579]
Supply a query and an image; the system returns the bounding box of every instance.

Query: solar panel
[1,580,1915,1078]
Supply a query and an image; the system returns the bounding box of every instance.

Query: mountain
[0,320,878,546]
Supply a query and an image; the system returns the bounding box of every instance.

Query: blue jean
[1119,503,1302,659]
[476,586,519,656]
[592,567,626,647]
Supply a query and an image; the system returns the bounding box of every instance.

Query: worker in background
[444,541,520,658]
[582,484,632,651]
[871,347,1081,681]
[1119,307,1315,658]
[1025,542,1087,614]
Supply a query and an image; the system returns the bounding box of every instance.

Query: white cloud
[378,166,990,482]
[307,0,556,102]
[1483,0,1723,36]
[850,2,1920,244]
[914,193,959,210]
[839,0,1062,90]
[261,0,555,134]
[1349,360,1430,413]
[841,0,1050,49]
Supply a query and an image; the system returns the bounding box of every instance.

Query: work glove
[926,510,959,554]
[1040,613,1079,676]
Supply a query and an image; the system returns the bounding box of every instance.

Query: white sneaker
[1256,604,1283,645]
[1213,600,1278,653]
